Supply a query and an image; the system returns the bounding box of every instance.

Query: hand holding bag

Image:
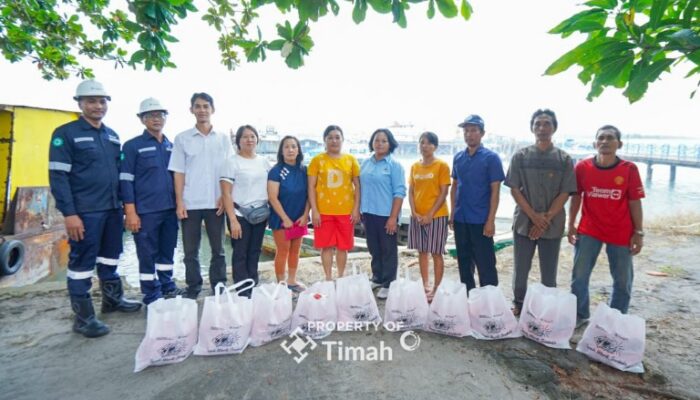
[193,280,255,356]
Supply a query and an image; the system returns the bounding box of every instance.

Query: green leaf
[427,0,435,19]
[435,0,458,18]
[329,0,340,15]
[367,0,392,13]
[285,47,303,68]
[353,0,368,24]
[584,0,617,9]
[392,0,407,27]
[624,58,674,102]
[550,9,608,37]
[267,39,285,50]
[648,0,668,30]
[274,0,294,12]
[687,49,700,65]
[460,0,472,20]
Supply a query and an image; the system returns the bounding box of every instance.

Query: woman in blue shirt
[359,128,406,299]
[267,136,310,293]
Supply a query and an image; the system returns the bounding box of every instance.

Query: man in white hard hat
[49,79,142,338]
[120,98,185,306]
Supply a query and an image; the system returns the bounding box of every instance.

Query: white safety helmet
[137,97,168,117]
[73,79,111,101]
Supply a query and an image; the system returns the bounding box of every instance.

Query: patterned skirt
[407,216,448,254]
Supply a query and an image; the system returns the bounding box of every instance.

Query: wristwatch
[634,230,645,237]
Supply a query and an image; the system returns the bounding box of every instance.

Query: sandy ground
[1,224,699,400]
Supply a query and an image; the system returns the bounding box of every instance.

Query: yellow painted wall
[0,111,12,218]
[1,107,78,223]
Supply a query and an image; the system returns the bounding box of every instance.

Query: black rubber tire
[0,240,25,276]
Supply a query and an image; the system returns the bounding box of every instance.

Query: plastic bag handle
[352,262,358,276]
[228,279,255,297]
[214,282,235,306]
[259,281,286,300]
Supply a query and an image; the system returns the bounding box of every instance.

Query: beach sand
[1,219,698,400]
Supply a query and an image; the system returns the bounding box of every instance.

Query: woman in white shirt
[220,125,271,296]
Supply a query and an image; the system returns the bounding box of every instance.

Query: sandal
[287,282,307,293]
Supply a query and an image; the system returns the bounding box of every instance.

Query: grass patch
[658,265,687,278]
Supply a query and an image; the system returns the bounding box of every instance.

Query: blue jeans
[571,234,634,319]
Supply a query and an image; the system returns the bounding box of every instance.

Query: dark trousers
[453,222,498,293]
[134,210,178,304]
[363,213,398,289]
[181,209,226,294]
[231,217,267,297]
[512,233,561,307]
[66,209,123,297]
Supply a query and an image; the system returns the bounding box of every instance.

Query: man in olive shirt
[505,109,577,315]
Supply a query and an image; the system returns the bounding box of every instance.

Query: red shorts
[314,214,355,250]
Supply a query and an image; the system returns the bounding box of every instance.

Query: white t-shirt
[220,154,271,216]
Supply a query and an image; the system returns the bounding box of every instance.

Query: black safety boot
[70,295,110,338]
[100,278,143,313]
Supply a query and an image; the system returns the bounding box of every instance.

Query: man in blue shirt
[449,115,505,292]
[120,98,184,306]
[49,80,141,338]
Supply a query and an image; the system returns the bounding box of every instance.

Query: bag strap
[258,281,286,299]
[229,279,256,296]
[214,282,235,305]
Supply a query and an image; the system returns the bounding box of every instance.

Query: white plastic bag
[576,303,646,373]
[383,267,429,331]
[193,280,255,356]
[425,279,471,337]
[467,285,521,340]
[336,263,381,330]
[291,280,338,339]
[134,296,198,372]
[518,283,576,349]
[249,282,293,347]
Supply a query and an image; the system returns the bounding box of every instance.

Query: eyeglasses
[144,112,167,120]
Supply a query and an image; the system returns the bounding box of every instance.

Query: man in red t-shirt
[568,125,645,327]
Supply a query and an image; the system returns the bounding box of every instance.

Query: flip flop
[287,283,306,293]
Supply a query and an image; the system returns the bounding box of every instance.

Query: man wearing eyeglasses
[120,98,184,306]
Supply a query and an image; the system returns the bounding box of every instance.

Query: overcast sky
[1,0,698,142]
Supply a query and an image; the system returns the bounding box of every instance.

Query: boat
[0,105,76,288]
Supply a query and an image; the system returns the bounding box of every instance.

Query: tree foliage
[0,0,472,80]
[546,0,700,102]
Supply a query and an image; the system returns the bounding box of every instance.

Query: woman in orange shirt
[408,132,451,301]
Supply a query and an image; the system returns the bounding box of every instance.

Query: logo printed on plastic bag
[483,319,505,334]
[213,332,240,348]
[595,335,624,354]
[158,340,187,358]
[526,321,553,338]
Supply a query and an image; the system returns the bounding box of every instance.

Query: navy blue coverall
[120,131,178,304]
[48,117,123,297]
